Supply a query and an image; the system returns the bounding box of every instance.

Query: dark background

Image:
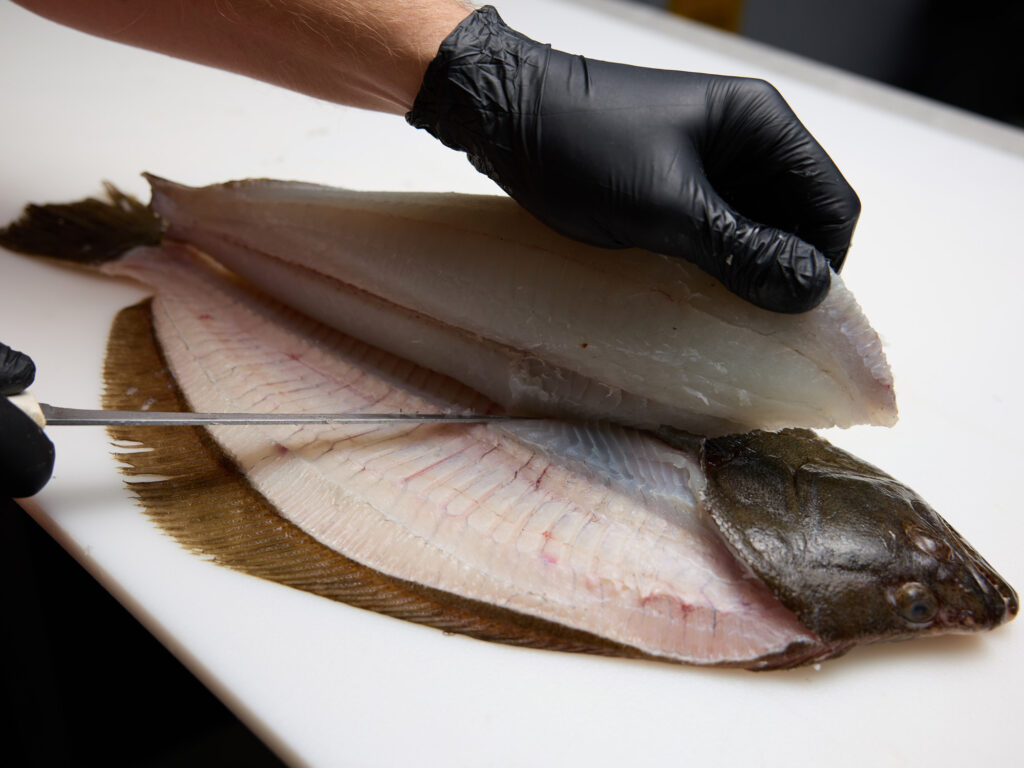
[658,0,1024,127]
[1,498,287,767]
[4,2,1021,766]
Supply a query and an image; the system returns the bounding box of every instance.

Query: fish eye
[892,582,939,624]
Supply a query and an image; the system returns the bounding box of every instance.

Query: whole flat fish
[0,185,1015,668]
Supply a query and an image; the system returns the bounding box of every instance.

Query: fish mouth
[970,558,1019,626]
[919,510,1018,631]
[949,546,1019,630]
[1004,586,1020,620]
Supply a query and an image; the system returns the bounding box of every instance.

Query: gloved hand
[1,343,55,497]
[407,6,860,313]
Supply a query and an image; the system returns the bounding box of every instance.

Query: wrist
[377,1,475,114]
[407,6,547,153]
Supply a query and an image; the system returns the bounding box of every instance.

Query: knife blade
[9,393,532,428]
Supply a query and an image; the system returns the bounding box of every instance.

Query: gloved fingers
[694,182,832,313]
[0,396,55,498]
[705,78,860,271]
[0,342,37,396]
[756,133,861,272]
[720,219,832,313]
[795,197,860,272]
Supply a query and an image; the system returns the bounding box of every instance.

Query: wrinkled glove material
[0,341,36,396]
[408,6,860,313]
[1,343,55,497]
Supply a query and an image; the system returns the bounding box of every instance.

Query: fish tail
[0,181,163,265]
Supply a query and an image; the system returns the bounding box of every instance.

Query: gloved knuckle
[843,186,862,217]
[736,77,783,104]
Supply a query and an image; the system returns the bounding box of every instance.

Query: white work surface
[3,1,1022,765]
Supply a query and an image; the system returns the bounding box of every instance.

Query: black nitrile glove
[1,343,55,497]
[407,6,860,313]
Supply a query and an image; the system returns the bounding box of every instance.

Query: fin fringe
[0,182,162,264]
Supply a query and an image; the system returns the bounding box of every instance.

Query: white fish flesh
[148,176,896,436]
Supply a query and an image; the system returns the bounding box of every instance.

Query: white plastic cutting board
[2,1,1022,766]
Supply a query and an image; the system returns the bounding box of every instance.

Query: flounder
[0,182,1014,668]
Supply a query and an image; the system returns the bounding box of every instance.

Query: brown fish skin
[694,428,1018,655]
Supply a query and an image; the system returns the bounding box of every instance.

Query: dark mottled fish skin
[697,428,1018,655]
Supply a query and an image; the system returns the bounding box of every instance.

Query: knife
[9,393,531,428]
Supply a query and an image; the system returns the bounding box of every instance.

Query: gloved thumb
[1,397,56,497]
[1,342,55,497]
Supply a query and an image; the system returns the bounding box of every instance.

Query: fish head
[700,429,1018,655]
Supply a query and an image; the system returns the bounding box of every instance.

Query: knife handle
[7,391,46,427]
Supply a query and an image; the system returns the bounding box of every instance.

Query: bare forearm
[12,0,472,113]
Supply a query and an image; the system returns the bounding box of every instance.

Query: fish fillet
[148,177,896,435]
